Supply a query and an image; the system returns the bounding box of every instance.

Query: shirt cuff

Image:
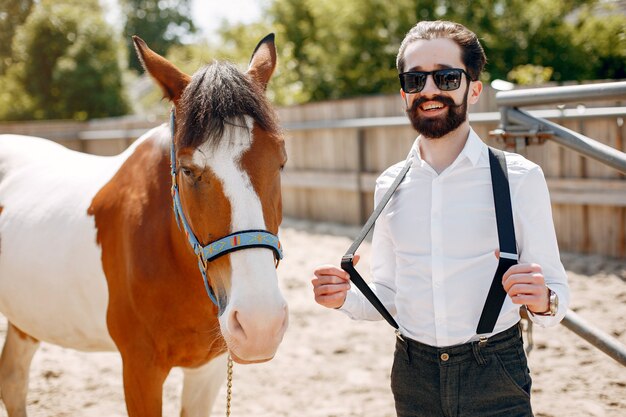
[337,288,361,320]
[525,288,567,328]
[526,310,563,327]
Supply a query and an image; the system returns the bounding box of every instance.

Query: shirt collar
[464,127,488,167]
[408,127,488,168]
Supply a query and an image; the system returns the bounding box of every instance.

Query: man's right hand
[311,254,359,309]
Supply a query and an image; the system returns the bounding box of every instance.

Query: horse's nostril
[277,305,289,336]
[230,310,247,341]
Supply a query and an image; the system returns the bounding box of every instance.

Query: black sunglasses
[399,68,471,94]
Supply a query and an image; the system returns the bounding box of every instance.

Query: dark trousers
[391,323,533,417]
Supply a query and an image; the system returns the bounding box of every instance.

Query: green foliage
[0,0,34,74]
[471,0,591,82]
[208,0,625,105]
[572,3,626,80]
[121,0,197,72]
[0,0,129,121]
[507,65,554,85]
[1,0,621,118]
[213,0,417,104]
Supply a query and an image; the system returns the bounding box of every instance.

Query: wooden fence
[1,86,625,257]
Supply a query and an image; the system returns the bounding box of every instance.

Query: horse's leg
[0,323,40,417]
[121,352,169,417]
[180,353,228,417]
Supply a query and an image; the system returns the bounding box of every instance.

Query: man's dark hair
[396,20,487,82]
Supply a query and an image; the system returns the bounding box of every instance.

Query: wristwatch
[531,288,558,316]
[548,288,559,316]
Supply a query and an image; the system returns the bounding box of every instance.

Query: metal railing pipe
[280,107,626,132]
[496,81,626,107]
[562,310,626,366]
[505,107,626,173]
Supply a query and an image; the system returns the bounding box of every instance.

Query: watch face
[549,290,558,316]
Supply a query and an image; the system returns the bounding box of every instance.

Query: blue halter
[169,109,283,307]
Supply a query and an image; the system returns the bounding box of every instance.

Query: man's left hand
[502,263,550,314]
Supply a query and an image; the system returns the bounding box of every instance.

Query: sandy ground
[1,219,625,417]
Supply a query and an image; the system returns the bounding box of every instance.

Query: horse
[0,34,288,417]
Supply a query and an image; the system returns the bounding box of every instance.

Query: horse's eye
[181,167,192,177]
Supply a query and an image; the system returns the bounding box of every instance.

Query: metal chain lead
[226,354,233,417]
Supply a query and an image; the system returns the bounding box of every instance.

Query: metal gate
[491,81,626,366]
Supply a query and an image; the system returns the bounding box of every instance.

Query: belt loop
[396,335,411,364]
[406,339,412,365]
[472,340,487,366]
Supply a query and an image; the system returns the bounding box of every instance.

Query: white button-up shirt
[340,128,569,347]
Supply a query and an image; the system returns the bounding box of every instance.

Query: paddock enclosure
[0,84,625,416]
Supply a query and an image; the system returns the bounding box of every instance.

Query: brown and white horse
[0,34,288,416]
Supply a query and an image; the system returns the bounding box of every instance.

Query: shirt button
[440,353,449,361]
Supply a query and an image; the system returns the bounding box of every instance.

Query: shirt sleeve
[512,164,570,327]
[339,177,398,321]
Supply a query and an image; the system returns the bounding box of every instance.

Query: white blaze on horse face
[193,116,287,362]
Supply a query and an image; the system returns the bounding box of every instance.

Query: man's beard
[405,87,469,139]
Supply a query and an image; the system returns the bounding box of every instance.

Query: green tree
[217,0,423,104]
[0,0,34,74]
[215,0,625,104]
[572,2,626,80]
[0,0,129,121]
[443,0,625,83]
[468,0,593,82]
[121,0,197,72]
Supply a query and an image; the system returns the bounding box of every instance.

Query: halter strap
[169,108,283,308]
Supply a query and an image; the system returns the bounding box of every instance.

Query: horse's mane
[178,61,279,149]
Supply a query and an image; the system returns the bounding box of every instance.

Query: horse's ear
[247,33,277,91]
[132,36,191,103]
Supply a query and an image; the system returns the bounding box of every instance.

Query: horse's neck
[89,127,222,360]
[91,126,187,255]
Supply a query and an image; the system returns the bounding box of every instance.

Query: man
[311,20,569,417]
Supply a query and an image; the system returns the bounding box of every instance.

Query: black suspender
[340,146,517,336]
[341,158,412,331]
[476,148,518,334]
